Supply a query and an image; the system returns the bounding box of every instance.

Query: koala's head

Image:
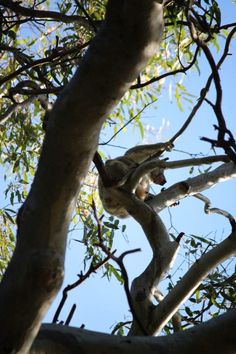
[150,168,166,186]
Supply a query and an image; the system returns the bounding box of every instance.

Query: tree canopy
[0,0,235,353]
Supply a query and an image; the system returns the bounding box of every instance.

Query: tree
[0,0,235,353]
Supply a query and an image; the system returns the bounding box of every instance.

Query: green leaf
[185,306,193,316]
[110,266,123,284]
[4,211,15,224]
[10,192,14,206]
[138,121,144,140]
[103,222,119,230]
[190,234,211,244]
[122,225,126,232]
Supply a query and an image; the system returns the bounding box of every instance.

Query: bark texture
[0,1,164,353]
[31,310,236,354]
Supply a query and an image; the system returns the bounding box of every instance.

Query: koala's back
[98,178,129,218]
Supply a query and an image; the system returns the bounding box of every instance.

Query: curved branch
[32,310,236,354]
[170,26,236,144]
[107,189,180,335]
[129,236,180,335]
[0,42,89,87]
[187,13,236,161]
[52,254,112,324]
[194,193,236,228]
[149,228,236,335]
[0,97,35,123]
[0,1,165,351]
[0,0,92,28]
[131,46,199,89]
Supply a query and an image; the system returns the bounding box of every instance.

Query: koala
[98,141,173,218]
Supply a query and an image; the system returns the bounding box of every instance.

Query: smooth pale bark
[108,162,236,336]
[127,155,230,191]
[31,310,236,354]
[149,228,236,335]
[0,1,164,353]
[148,162,236,212]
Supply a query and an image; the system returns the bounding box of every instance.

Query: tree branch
[148,162,236,213]
[194,193,236,228]
[0,97,35,123]
[106,189,180,335]
[149,228,236,335]
[0,0,92,28]
[0,42,89,87]
[187,9,236,161]
[126,155,229,193]
[31,310,236,354]
[170,26,236,144]
[52,254,112,324]
[0,1,164,352]
[131,47,199,89]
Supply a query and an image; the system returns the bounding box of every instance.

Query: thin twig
[194,193,236,230]
[187,5,236,161]
[74,0,98,33]
[52,253,112,324]
[170,26,236,145]
[0,0,91,26]
[64,304,76,326]
[131,47,199,90]
[99,99,157,146]
[0,41,89,87]
[91,200,148,335]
